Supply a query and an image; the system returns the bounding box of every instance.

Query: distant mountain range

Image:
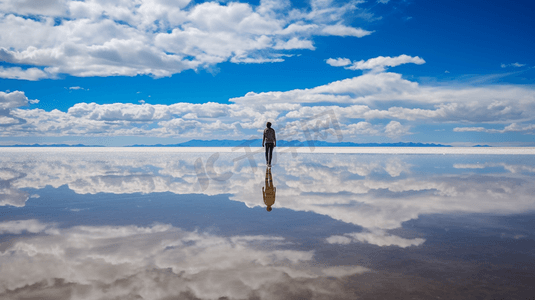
[1,144,104,147]
[1,140,493,147]
[128,139,457,147]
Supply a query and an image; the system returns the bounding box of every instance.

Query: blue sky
[0,0,534,146]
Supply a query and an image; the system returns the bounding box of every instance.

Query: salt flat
[1,146,535,154]
[1,150,535,299]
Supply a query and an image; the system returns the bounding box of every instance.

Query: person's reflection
[262,167,276,212]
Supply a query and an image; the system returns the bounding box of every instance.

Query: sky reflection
[1,149,534,299]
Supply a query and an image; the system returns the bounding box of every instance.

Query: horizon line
[1,147,534,155]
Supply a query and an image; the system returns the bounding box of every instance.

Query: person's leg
[265,144,269,164]
[267,143,274,165]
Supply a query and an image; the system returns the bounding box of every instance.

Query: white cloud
[501,62,526,68]
[453,163,487,169]
[384,120,411,137]
[346,121,381,136]
[321,24,373,37]
[326,57,352,67]
[454,123,535,134]
[0,0,372,79]
[0,0,68,16]
[0,66,52,80]
[453,127,486,132]
[0,115,18,124]
[273,37,315,50]
[2,57,535,139]
[0,91,34,109]
[347,55,425,71]
[231,71,535,125]
[327,54,425,72]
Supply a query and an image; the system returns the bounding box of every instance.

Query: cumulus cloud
[230,71,535,129]
[0,91,35,109]
[0,66,53,80]
[326,54,425,72]
[1,52,534,141]
[346,121,381,136]
[345,120,412,138]
[453,123,535,134]
[0,0,372,79]
[2,64,535,141]
[0,220,369,298]
[0,115,18,124]
[384,120,411,137]
[321,24,373,37]
[326,57,352,67]
[0,0,68,16]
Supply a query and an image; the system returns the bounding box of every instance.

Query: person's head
[266,122,271,128]
[266,206,272,212]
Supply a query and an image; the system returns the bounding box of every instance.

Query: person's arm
[273,129,276,147]
[262,130,265,147]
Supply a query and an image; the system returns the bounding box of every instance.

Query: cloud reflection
[2,150,535,249]
[0,168,29,207]
[327,229,425,248]
[0,219,368,299]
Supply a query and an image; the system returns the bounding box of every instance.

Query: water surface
[1,148,534,299]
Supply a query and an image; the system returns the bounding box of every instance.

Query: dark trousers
[265,143,274,165]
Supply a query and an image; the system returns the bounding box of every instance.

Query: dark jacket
[263,128,276,145]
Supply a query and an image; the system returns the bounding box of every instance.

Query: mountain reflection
[262,167,276,212]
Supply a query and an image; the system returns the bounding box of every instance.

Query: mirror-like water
[1,149,534,299]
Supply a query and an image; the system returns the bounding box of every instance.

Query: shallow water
[1,148,534,299]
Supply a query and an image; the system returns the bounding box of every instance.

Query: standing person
[262,122,276,167]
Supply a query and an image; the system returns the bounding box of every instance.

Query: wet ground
[1,148,534,299]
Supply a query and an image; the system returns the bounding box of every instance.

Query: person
[262,122,276,167]
[262,167,276,212]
